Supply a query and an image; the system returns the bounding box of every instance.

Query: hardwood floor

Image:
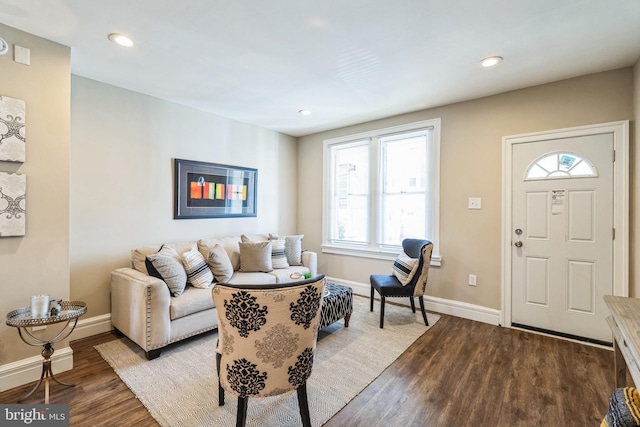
[0,307,616,426]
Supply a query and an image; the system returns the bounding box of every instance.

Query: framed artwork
[174,158,257,219]
[0,172,26,236]
[0,95,26,162]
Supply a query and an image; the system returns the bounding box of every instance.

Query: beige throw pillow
[206,243,234,283]
[239,241,273,272]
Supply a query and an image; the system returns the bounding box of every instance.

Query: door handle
[514,241,523,247]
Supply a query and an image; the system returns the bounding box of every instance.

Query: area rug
[95,296,439,427]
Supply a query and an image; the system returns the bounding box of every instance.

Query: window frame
[322,119,441,266]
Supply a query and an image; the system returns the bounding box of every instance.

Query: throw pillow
[239,241,273,272]
[198,238,240,271]
[392,251,420,286]
[182,248,214,288]
[206,243,234,283]
[146,245,188,296]
[284,235,304,266]
[270,238,290,269]
[131,248,151,274]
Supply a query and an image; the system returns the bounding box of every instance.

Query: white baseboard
[326,276,501,326]
[72,313,113,341]
[0,313,113,392]
[0,347,73,393]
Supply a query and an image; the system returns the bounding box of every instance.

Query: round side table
[5,301,87,404]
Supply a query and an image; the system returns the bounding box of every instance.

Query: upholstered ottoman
[319,283,353,330]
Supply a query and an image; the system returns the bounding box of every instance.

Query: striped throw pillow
[182,248,214,288]
[270,238,290,269]
[392,251,419,286]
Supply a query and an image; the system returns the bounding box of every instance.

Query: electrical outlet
[468,197,482,210]
[468,274,477,286]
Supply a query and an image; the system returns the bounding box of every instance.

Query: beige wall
[298,68,634,310]
[0,24,71,363]
[69,76,299,317]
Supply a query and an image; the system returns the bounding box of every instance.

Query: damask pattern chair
[370,239,433,328]
[212,275,326,427]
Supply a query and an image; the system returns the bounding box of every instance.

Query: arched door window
[525,152,597,180]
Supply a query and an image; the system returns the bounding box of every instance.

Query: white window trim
[321,119,441,266]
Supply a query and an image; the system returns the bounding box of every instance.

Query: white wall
[69,76,299,318]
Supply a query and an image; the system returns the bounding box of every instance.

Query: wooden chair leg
[297,383,312,427]
[380,296,386,328]
[410,297,416,313]
[216,352,224,406]
[419,296,429,326]
[236,396,248,427]
[370,286,374,312]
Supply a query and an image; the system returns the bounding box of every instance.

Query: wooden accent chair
[212,275,325,427]
[370,239,433,328]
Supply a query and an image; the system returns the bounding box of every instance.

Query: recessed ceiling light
[108,33,134,47]
[298,109,311,116]
[481,56,503,67]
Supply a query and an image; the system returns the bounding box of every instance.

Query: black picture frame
[174,158,257,219]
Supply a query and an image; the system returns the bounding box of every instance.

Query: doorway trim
[501,121,629,328]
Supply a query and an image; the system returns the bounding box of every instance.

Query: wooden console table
[604,295,640,387]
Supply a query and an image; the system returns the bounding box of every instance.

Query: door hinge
[613,150,616,162]
[613,228,616,240]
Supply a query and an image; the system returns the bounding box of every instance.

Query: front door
[510,133,614,343]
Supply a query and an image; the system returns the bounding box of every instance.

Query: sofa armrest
[301,251,317,276]
[111,267,171,352]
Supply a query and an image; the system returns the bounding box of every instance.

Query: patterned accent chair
[212,275,326,427]
[370,239,433,328]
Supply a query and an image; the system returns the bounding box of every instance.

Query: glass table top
[6,301,87,327]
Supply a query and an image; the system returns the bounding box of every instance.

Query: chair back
[403,239,433,297]
[212,275,325,398]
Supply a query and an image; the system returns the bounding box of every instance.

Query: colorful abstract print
[187,172,249,208]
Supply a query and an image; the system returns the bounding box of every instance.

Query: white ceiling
[1,0,639,137]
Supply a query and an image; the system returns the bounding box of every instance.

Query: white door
[511,133,613,343]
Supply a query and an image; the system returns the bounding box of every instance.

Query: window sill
[321,244,442,267]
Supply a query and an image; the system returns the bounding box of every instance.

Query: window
[323,119,441,265]
[525,152,596,180]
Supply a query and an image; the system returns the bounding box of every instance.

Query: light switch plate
[14,45,30,65]
[468,197,482,210]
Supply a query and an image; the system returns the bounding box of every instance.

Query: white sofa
[110,233,317,359]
